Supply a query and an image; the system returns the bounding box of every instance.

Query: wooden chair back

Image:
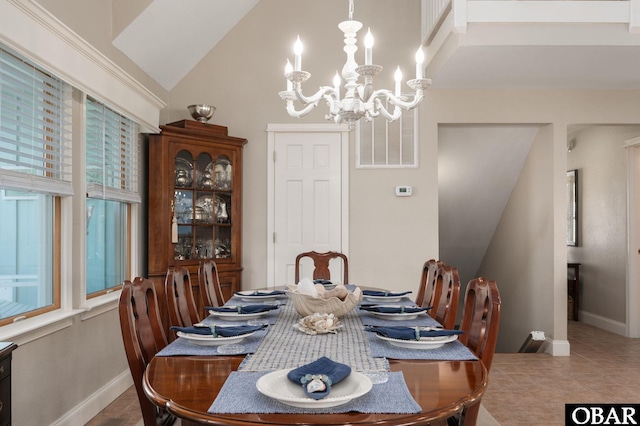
[458,277,502,372]
[294,251,349,284]
[165,266,201,339]
[118,277,175,426]
[198,260,225,311]
[416,259,443,307]
[429,265,461,330]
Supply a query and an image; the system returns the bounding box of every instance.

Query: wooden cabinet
[148,120,247,321]
[568,263,581,321]
[0,342,16,426]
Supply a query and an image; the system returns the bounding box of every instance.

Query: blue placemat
[208,370,421,414]
[366,332,478,360]
[156,327,269,356]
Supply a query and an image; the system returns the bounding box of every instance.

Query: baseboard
[542,338,570,356]
[579,311,626,336]
[51,369,133,426]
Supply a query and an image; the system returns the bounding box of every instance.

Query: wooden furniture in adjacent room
[0,342,16,426]
[568,262,581,321]
[148,120,247,329]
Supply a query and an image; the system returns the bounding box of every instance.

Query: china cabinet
[147,120,246,320]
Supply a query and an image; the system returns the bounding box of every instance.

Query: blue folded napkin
[359,306,428,314]
[207,304,280,314]
[171,324,267,337]
[313,279,332,285]
[286,356,352,400]
[365,325,464,341]
[362,290,412,297]
[234,290,286,297]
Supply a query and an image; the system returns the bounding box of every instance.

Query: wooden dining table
[144,355,486,425]
[142,289,488,425]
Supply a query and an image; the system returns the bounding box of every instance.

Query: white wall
[477,125,555,352]
[567,125,640,326]
[160,0,435,291]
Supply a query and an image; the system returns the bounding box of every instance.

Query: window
[356,106,418,168]
[85,97,139,296]
[0,45,71,323]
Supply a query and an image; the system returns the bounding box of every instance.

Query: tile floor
[86,321,638,425]
[482,321,640,425]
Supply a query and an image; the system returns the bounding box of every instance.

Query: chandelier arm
[373,98,402,121]
[285,100,321,118]
[294,86,336,106]
[323,94,342,117]
[370,89,425,111]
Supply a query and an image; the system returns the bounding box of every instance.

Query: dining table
[143,287,488,426]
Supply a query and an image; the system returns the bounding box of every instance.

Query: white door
[267,124,349,287]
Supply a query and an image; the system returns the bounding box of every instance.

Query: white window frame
[0,0,163,344]
[355,107,419,168]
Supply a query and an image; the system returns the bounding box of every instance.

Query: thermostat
[395,186,412,197]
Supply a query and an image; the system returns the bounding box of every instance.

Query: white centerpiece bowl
[287,285,362,318]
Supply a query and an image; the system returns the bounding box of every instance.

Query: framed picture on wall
[567,169,578,246]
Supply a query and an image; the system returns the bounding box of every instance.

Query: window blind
[0,45,73,195]
[86,97,140,203]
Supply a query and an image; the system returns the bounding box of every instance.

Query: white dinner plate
[208,309,270,321]
[376,333,458,349]
[256,369,372,409]
[176,330,256,346]
[234,291,282,302]
[363,295,406,303]
[369,310,427,320]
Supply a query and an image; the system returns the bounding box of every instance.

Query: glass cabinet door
[172,149,234,261]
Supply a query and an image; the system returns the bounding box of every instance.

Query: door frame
[625,136,640,337]
[266,123,350,287]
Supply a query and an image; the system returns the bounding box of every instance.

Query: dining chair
[165,266,201,340]
[198,259,225,311]
[446,277,501,426]
[429,265,461,330]
[458,277,501,372]
[415,259,444,307]
[118,277,175,426]
[294,251,349,284]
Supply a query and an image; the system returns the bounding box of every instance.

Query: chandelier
[279,0,431,127]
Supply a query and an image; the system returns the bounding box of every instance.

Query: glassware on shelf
[215,195,229,224]
[197,152,214,189]
[214,238,231,258]
[195,195,214,223]
[175,156,194,188]
[214,156,232,190]
[174,190,193,224]
[174,233,193,260]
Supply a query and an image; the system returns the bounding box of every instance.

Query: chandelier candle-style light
[279,0,431,126]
